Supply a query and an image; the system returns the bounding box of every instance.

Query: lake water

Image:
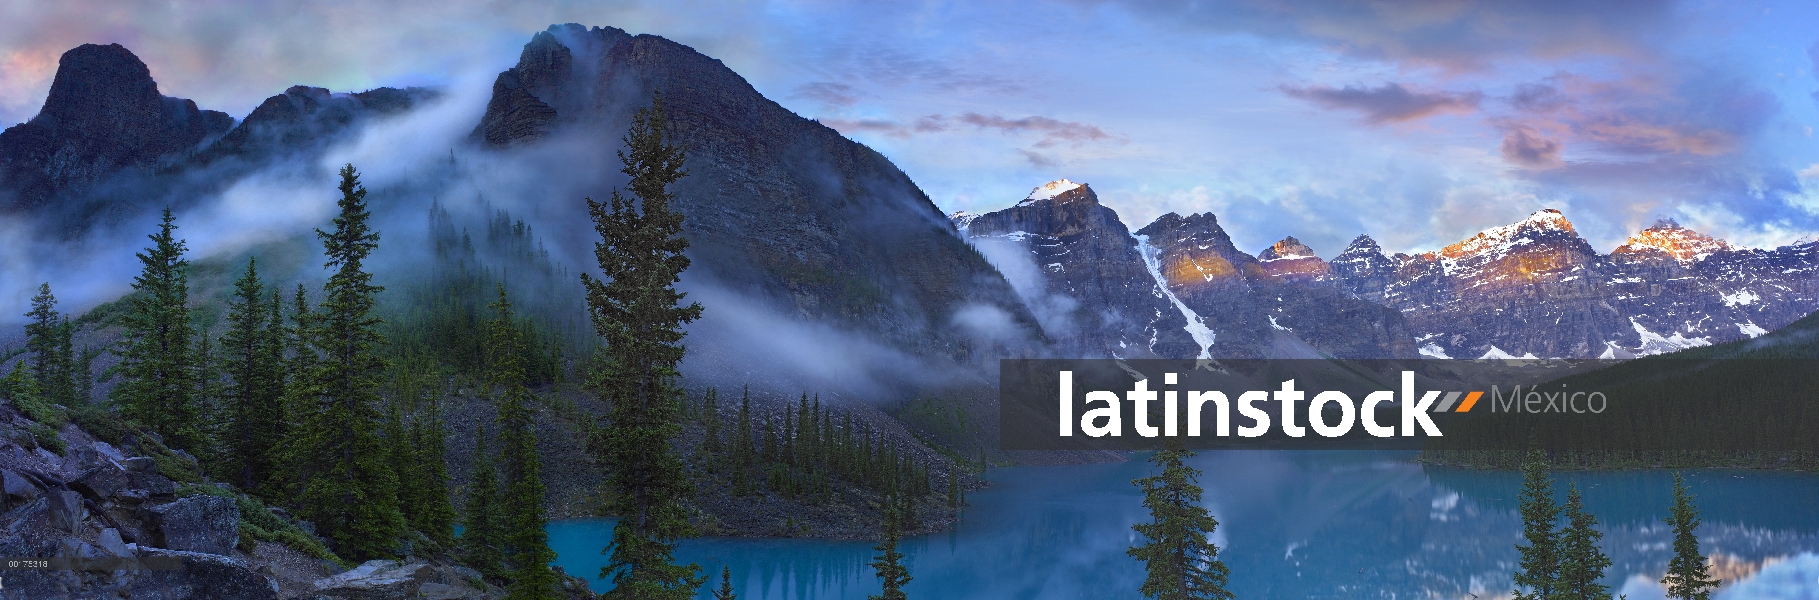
[547,451,1819,599]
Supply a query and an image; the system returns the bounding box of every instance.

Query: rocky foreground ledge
[0,401,592,599]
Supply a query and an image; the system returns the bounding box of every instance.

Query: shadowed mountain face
[0,44,232,214]
[1134,212,1417,359]
[955,182,1417,359]
[1330,214,1819,359]
[192,85,432,166]
[955,182,1198,359]
[0,44,430,233]
[474,24,1042,368]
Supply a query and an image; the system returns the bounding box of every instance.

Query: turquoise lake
[547,451,1819,599]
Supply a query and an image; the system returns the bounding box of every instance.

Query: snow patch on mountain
[1019,179,1081,204]
[1629,318,1712,356]
[948,210,979,232]
[1613,220,1737,263]
[1136,234,1216,359]
[1479,346,1539,360]
[1738,321,1768,338]
[1720,289,1759,307]
[1436,209,1574,261]
[1419,344,1452,359]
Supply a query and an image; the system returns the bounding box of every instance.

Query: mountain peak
[1613,219,1736,262]
[1436,208,1582,260]
[1260,236,1317,261]
[37,44,162,131]
[0,43,231,213]
[1019,179,1084,204]
[1339,234,1382,255]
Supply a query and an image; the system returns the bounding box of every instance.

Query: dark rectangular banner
[999,358,1819,453]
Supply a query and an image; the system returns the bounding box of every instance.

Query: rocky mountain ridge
[471,24,1041,380]
[957,184,1819,360]
[0,44,432,233]
[956,182,1417,359]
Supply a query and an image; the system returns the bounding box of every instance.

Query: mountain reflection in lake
[548,451,1819,599]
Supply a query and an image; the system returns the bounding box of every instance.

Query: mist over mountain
[10,22,1819,387]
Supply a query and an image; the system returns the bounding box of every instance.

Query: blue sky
[3,0,1818,257]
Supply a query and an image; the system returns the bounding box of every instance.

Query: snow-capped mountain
[954,181,1416,359]
[956,183,1819,361]
[1330,211,1819,359]
[954,181,1200,359]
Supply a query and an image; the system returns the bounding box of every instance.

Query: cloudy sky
[3,0,1818,256]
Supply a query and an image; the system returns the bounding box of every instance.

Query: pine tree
[868,505,911,600]
[410,393,458,547]
[112,209,201,449]
[273,285,316,495]
[488,286,560,600]
[1557,484,1612,600]
[293,164,405,560]
[1660,473,1719,599]
[50,317,76,407]
[701,388,721,455]
[736,388,754,464]
[713,566,737,600]
[191,329,223,461]
[463,425,506,580]
[25,285,77,408]
[75,343,97,406]
[1127,443,1231,600]
[1513,450,1561,600]
[25,283,59,386]
[584,91,705,600]
[221,258,284,491]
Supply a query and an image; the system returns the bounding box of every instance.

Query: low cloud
[1281,83,1481,124]
[822,112,1117,148]
[1093,0,1675,72]
[791,81,859,108]
[1498,125,1563,169]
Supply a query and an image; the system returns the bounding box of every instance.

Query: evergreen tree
[273,285,316,495]
[293,164,405,560]
[584,92,706,599]
[25,285,77,408]
[1127,443,1231,600]
[75,343,97,406]
[1660,473,1719,599]
[1513,451,1561,600]
[1557,484,1613,600]
[701,388,721,455]
[868,505,911,600]
[488,286,560,599]
[191,329,223,460]
[713,566,736,600]
[50,317,76,407]
[112,209,202,449]
[736,388,754,463]
[463,425,506,580]
[410,393,458,547]
[221,259,284,491]
[25,283,59,386]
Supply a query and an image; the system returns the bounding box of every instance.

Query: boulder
[98,526,133,557]
[72,463,130,501]
[2,468,42,502]
[46,489,86,533]
[150,495,239,555]
[421,581,486,600]
[310,559,432,600]
[121,456,158,472]
[131,470,178,496]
